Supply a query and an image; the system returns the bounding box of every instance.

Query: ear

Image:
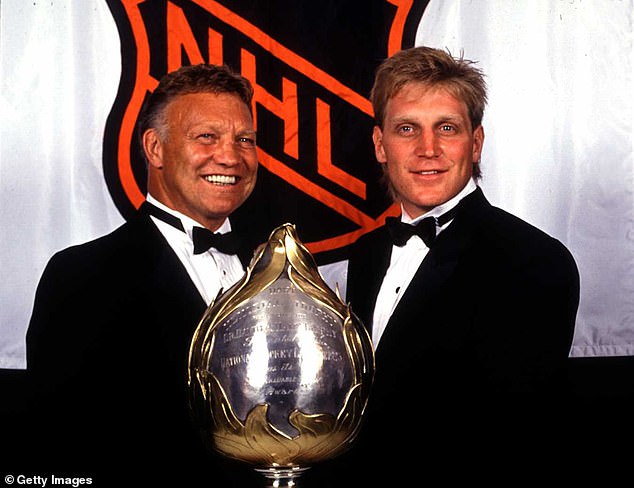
[372,125,387,164]
[472,125,485,163]
[142,128,164,169]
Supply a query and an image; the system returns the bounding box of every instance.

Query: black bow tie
[191,226,241,255]
[141,201,240,255]
[385,206,458,248]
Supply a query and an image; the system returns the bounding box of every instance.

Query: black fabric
[385,205,458,247]
[24,207,266,486]
[191,226,241,255]
[140,200,185,232]
[141,201,241,255]
[322,187,581,485]
[386,215,436,247]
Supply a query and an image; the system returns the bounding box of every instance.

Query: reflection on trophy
[188,223,374,486]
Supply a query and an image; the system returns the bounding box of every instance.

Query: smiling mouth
[204,175,238,185]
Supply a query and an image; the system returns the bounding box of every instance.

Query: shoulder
[484,205,572,257]
[447,188,578,285]
[462,189,571,254]
[41,214,158,278]
[466,201,579,291]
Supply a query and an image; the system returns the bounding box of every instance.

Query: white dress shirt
[146,194,245,306]
[371,179,477,348]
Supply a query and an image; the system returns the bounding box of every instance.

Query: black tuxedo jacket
[330,187,581,480]
[24,204,265,486]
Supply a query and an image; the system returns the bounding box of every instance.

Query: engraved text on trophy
[208,275,353,437]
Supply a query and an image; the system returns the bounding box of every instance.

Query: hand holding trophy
[188,223,374,487]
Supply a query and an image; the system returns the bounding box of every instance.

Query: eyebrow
[437,114,467,123]
[388,113,467,125]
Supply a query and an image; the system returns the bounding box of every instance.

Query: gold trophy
[188,223,374,486]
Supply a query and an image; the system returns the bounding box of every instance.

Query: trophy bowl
[188,223,374,486]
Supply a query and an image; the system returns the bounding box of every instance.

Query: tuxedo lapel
[366,230,393,316]
[139,200,259,271]
[376,188,487,353]
[142,216,207,313]
[348,228,393,337]
[126,216,208,373]
[127,212,207,323]
[237,239,257,269]
[150,241,207,315]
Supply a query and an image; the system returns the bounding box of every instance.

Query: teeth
[419,170,439,175]
[204,175,237,185]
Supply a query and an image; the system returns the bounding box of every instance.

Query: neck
[145,194,228,233]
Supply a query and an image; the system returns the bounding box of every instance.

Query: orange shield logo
[103,0,423,261]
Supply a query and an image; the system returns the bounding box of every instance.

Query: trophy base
[254,466,310,487]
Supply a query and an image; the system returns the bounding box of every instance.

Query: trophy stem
[255,466,310,487]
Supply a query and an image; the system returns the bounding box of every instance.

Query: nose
[417,130,440,158]
[214,138,240,166]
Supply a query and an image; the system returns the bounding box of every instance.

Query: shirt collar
[145,194,232,235]
[403,178,478,225]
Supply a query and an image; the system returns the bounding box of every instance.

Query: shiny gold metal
[188,223,374,480]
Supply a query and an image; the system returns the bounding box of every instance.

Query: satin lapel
[237,242,256,270]
[349,227,393,336]
[387,228,465,324]
[366,231,393,330]
[140,201,258,271]
[133,214,207,321]
[376,188,487,353]
[230,217,267,269]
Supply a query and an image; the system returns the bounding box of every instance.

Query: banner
[416,0,634,357]
[0,1,124,369]
[1,0,633,368]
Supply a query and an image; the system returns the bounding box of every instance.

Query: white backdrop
[0,2,123,368]
[1,0,633,369]
[417,0,634,357]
